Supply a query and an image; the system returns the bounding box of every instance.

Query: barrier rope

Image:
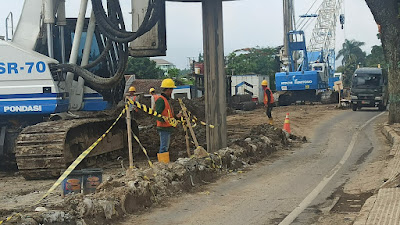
[36,107,127,204]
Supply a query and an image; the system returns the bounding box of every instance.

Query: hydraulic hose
[54,0,161,99]
[53,48,127,91]
[82,39,113,69]
[91,0,161,43]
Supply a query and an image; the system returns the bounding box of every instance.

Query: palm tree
[336,39,366,66]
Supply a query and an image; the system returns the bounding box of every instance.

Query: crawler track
[15,118,126,179]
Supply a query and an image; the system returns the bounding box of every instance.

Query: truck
[0,0,166,179]
[350,67,387,111]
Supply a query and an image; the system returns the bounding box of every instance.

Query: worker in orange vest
[149,87,159,110]
[155,79,181,163]
[262,80,275,125]
[127,86,139,106]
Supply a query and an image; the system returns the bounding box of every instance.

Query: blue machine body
[0,19,114,117]
[276,71,321,91]
[275,30,336,93]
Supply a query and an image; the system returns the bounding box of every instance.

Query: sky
[0,0,381,69]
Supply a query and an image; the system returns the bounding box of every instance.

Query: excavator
[0,0,166,179]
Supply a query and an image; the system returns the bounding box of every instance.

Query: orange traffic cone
[283,113,291,134]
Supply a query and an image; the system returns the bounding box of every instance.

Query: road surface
[120,109,388,225]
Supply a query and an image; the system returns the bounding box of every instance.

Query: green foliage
[225,47,280,88]
[198,53,204,63]
[336,39,367,87]
[167,68,180,78]
[366,45,386,68]
[336,39,366,66]
[336,39,387,87]
[125,57,163,79]
[179,69,192,76]
[336,65,355,87]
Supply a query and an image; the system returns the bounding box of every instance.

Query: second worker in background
[262,80,274,125]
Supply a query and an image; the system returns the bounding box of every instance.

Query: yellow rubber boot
[268,118,274,125]
[157,152,170,163]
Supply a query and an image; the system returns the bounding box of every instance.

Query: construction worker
[149,87,159,110]
[155,78,181,163]
[127,86,139,103]
[261,80,275,125]
[126,86,139,136]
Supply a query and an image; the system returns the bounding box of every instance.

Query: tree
[336,39,366,66]
[336,65,355,88]
[225,47,280,88]
[167,68,180,78]
[125,57,163,79]
[366,45,386,67]
[365,0,400,123]
[336,39,367,87]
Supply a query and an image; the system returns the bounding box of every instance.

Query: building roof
[152,58,174,66]
[130,79,164,94]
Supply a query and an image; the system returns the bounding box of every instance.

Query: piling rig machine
[0,0,166,179]
[276,0,344,105]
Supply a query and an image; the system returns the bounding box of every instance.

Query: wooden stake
[183,123,192,157]
[125,98,134,169]
[338,89,341,108]
[179,99,208,158]
[179,99,199,147]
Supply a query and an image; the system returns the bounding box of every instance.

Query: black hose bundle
[51,48,127,91]
[91,0,162,43]
[53,0,162,100]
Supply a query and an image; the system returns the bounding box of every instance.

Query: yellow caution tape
[0,213,20,225]
[36,107,127,204]
[214,152,223,169]
[127,98,214,129]
[127,98,178,127]
[131,131,153,168]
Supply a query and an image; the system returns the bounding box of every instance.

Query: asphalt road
[121,109,387,225]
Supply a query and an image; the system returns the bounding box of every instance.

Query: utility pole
[283,0,295,57]
[202,0,227,152]
[282,0,295,71]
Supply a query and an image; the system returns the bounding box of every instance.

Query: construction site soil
[0,102,340,225]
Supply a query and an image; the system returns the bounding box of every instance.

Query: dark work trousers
[266,105,273,119]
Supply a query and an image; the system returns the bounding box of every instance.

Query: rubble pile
[13,125,300,225]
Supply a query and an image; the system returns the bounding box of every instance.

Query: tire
[242,101,256,111]
[352,104,357,111]
[378,104,386,111]
[278,95,291,106]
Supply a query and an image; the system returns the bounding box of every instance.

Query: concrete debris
[10,124,299,224]
[34,207,48,212]
[42,210,73,223]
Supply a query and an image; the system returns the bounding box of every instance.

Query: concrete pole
[202,0,227,152]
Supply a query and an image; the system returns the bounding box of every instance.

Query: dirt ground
[0,103,341,222]
[228,104,339,140]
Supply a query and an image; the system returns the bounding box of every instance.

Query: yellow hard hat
[149,87,156,93]
[261,80,268,86]
[160,78,176,88]
[129,86,136,92]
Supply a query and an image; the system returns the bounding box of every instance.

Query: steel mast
[308,0,344,67]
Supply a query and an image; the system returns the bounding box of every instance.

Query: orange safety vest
[153,94,160,102]
[263,87,274,105]
[127,95,138,111]
[156,95,175,128]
